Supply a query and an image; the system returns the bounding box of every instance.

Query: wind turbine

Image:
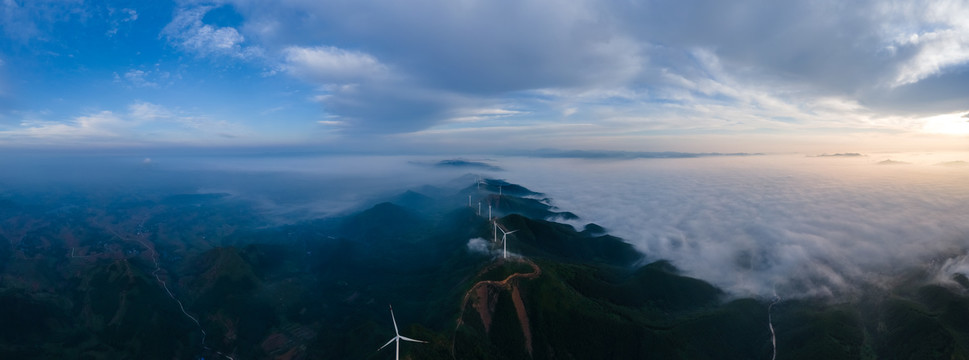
[377,305,427,360]
[497,226,519,259]
[493,220,498,244]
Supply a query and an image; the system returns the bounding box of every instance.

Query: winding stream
[108,225,234,360]
[768,293,780,360]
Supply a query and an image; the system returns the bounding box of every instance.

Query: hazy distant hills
[0,179,967,359]
[431,159,503,172]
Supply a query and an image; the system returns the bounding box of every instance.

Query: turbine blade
[399,335,428,343]
[506,230,519,234]
[377,336,397,352]
[390,305,399,335]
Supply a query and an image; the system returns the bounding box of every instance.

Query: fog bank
[502,153,969,299]
[3,151,968,299]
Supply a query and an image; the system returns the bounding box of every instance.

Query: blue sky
[0,0,967,153]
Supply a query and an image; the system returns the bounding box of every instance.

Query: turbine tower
[493,220,498,244]
[497,226,519,259]
[377,305,427,360]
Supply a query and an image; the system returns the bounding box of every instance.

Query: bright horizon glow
[922,112,969,136]
[0,1,967,154]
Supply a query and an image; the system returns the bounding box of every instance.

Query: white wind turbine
[493,220,498,244]
[497,226,519,259]
[377,305,427,360]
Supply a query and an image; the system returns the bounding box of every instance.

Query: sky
[0,0,967,153]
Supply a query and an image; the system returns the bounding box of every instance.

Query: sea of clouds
[3,151,967,300]
[500,153,969,299]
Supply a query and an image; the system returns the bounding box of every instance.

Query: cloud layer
[0,101,248,145]
[1,1,968,149]
[162,5,261,59]
[502,154,969,299]
[216,0,969,137]
[3,150,967,300]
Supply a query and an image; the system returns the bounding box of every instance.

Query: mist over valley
[1,152,968,358]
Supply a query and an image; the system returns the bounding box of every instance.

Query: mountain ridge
[0,177,967,359]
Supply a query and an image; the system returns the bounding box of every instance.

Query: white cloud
[8,103,174,140]
[1,0,42,41]
[446,107,524,123]
[510,48,892,140]
[162,5,261,59]
[13,111,129,139]
[882,1,969,86]
[936,254,969,287]
[0,0,85,42]
[113,67,173,89]
[0,102,250,144]
[282,46,390,84]
[502,154,969,299]
[128,101,172,121]
[892,28,969,86]
[121,8,137,22]
[466,237,494,256]
[106,7,138,36]
[117,69,156,88]
[0,0,950,144]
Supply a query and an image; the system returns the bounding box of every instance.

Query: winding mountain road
[454,258,542,356]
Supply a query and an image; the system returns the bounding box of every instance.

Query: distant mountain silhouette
[432,159,503,171]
